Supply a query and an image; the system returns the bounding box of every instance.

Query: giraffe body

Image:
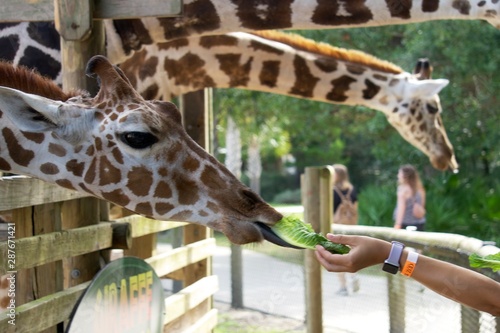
[120,31,457,171]
[0,57,284,245]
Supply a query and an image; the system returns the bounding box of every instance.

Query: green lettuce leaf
[469,252,500,272]
[271,216,350,254]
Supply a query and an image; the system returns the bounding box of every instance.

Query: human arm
[315,234,500,316]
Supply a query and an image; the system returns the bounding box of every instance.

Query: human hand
[315,234,390,273]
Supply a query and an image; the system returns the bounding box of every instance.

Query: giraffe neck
[106,0,499,63]
[122,31,407,116]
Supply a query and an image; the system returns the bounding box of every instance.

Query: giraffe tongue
[255,222,302,249]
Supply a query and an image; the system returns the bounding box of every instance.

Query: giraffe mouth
[255,222,302,249]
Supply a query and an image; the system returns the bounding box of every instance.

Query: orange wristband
[401,252,419,277]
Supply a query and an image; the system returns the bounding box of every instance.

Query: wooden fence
[302,166,500,333]
[0,176,218,333]
[1,1,219,332]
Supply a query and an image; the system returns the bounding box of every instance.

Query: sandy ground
[214,301,306,333]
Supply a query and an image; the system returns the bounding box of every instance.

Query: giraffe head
[0,56,291,246]
[383,59,458,171]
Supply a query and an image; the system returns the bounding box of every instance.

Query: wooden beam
[115,215,187,238]
[145,238,216,277]
[0,177,89,211]
[0,222,130,274]
[0,283,89,333]
[164,275,219,324]
[1,0,182,22]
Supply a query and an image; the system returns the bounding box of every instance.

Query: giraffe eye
[120,132,158,149]
[426,103,439,114]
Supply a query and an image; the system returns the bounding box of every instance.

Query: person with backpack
[332,164,360,295]
[393,164,426,231]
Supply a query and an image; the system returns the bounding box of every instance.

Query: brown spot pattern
[159,0,221,40]
[155,202,175,215]
[126,166,153,196]
[216,54,253,87]
[56,179,76,190]
[3,127,34,167]
[422,0,439,12]
[313,0,373,25]
[326,76,356,102]
[163,53,216,89]
[314,58,338,73]
[66,159,85,177]
[48,143,67,157]
[386,0,412,19]
[232,0,293,29]
[260,61,280,88]
[154,180,173,199]
[40,163,59,175]
[101,189,131,207]
[176,177,200,206]
[200,35,238,48]
[182,156,201,172]
[0,157,12,171]
[135,202,153,217]
[289,56,319,98]
[22,131,44,144]
[362,79,381,99]
[98,156,122,186]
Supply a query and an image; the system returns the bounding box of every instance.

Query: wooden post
[388,275,406,333]
[303,167,323,333]
[13,203,63,333]
[55,0,105,95]
[460,306,480,333]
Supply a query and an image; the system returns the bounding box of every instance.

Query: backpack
[334,187,358,225]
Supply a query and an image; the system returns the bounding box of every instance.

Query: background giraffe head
[383,58,457,171]
[0,56,289,246]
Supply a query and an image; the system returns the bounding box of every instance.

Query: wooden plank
[303,167,323,333]
[0,222,120,274]
[0,0,182,22]
[182,308,218,333]
[54,0,92,41]
[164,275,219,324]
[0,282,89,333]
[0,177,90,211]
[115,215,187,238]
[146,238,216,277]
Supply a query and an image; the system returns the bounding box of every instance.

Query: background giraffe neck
[2,0,498,81]
[120,31,406,115]
[106,0,499,63]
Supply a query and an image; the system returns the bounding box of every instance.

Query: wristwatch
[383,241,405,274]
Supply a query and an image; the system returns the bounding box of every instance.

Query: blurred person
[332,164,359,296]
[394,164,426,231]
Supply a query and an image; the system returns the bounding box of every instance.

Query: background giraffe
[119,31,457,171]
[0,23,457,170]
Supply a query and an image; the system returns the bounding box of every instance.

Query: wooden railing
[0,176,218,333]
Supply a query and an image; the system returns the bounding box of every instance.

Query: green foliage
[469,252,500,272]
[272,216,350,254]
[272,189,302,204]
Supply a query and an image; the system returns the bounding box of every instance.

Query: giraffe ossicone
[0,56,292,246]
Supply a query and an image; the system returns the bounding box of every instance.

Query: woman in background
[393,164,426,231]
[332,164,359,295]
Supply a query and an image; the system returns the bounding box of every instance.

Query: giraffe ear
[0,86,63,132]
[408,79,449,98]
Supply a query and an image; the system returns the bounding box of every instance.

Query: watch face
[383,262,399,274]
